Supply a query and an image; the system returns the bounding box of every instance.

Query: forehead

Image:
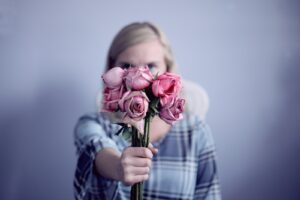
[116,39,164,64]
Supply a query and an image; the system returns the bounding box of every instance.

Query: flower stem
[130,116,151,200]
[146,116,150,147]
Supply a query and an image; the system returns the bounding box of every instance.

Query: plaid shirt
[73,112,221,200]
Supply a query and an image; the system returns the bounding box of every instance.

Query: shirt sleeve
[194,121,222,200]
[73,113,120,200]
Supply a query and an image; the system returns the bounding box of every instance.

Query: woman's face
[115,39,167,75]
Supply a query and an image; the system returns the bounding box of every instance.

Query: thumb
[148,143,158,155]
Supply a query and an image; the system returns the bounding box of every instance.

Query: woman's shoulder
[172,112,208,134]
[77,112,109,125]
[181,79,210,121]
[171,113,215,150]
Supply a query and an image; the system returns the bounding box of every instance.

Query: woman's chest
[118,156,198,200]
[119,131,199,199]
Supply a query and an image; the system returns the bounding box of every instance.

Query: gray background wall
[0,0,299,199]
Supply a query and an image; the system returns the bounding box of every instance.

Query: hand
[118,144,158,186]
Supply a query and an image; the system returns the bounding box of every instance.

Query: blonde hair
[105,22,176,72]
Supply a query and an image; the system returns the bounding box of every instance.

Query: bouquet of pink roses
[101,65,185,200]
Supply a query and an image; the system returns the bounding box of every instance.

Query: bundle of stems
[130,115,151,200]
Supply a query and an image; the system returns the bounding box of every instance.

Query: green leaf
[115,126,125,135]
[150,105,159,114]
[150,97,160,107]
[122,127,132,141]
[148,97,160,115]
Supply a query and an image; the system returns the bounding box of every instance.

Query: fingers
[121,163,151,185]
[125,147,153,158]
[148,143,158,155]
[122,156,152,167]
[120,147,155,186]
[123,174,149,186]
[126,166,150,176]
[124,145,159,158]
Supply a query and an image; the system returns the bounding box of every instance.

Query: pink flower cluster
[101,66,185,128]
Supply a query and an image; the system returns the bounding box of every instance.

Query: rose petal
[102,67,125,88]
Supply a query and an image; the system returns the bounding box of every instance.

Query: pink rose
[119,91,149,120]
[119,91,149,133]
[124,66,153,90]
[102,67,126,88]
[102,86,125,112]
[160,95,174,107]
[159,97,185,125]
[152,72,182,99]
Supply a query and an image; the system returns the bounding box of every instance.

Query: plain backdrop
[0,0,300,199]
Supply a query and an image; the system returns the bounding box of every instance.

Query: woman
[73,22,221,200]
